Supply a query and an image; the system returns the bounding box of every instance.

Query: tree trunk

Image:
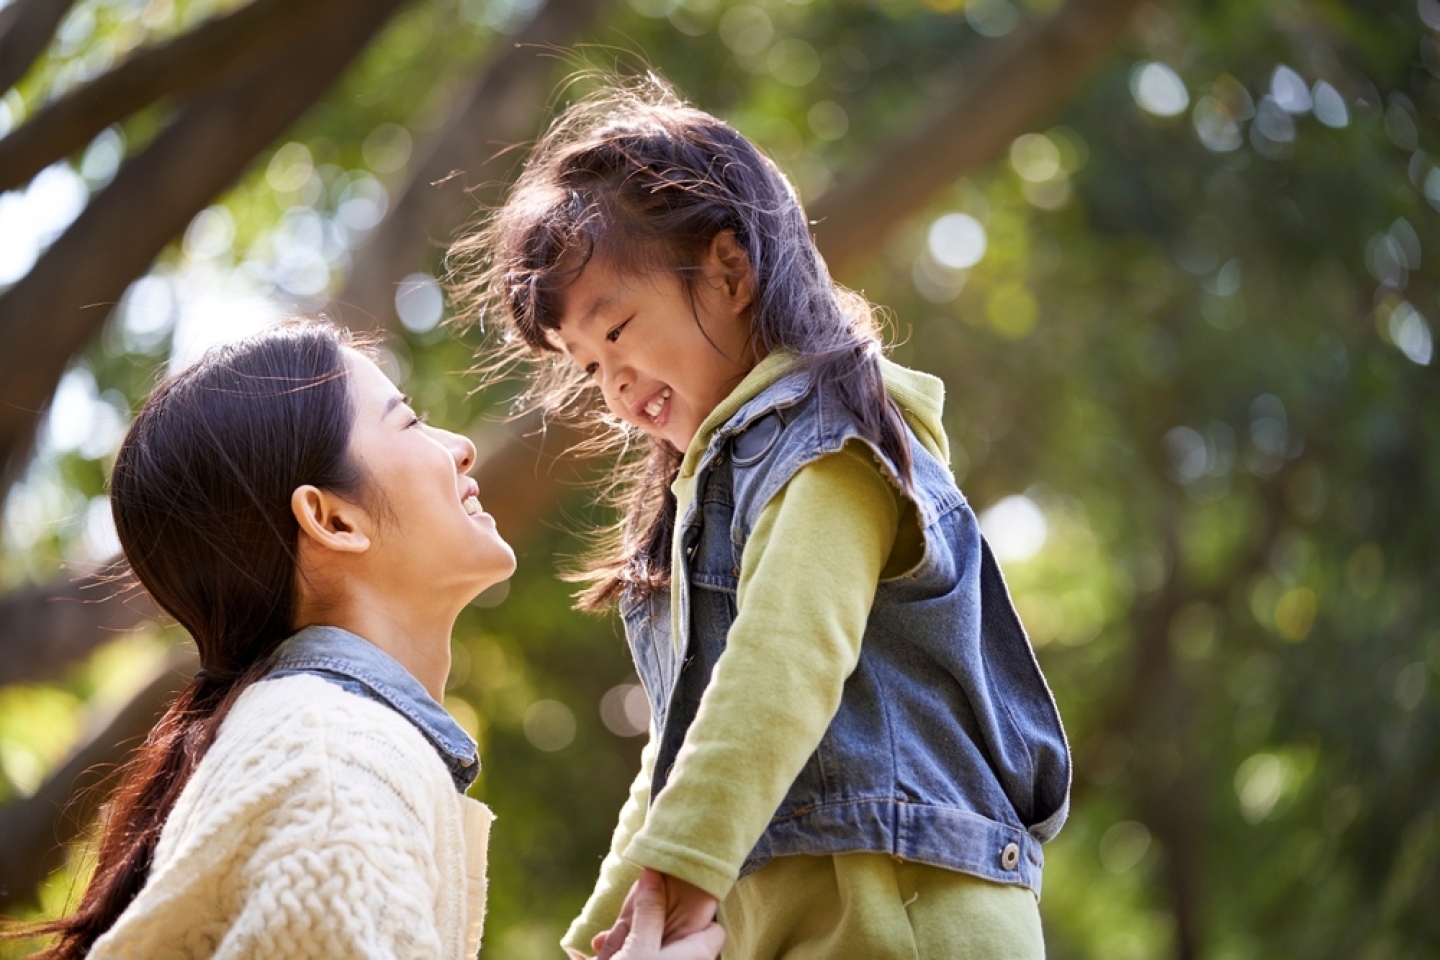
[0,649,197,913]
[0,0,337,193]
[0,0,79,95]
[0,0,410,489]
[810,0,1145,274]
[328,0,615,332]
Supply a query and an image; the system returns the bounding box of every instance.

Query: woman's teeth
[644,388,671,421]
[462,495,482,516]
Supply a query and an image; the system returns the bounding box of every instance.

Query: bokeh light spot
[1010,133,1061,182]
[1273,588,1316,642]
[927,213,986,269]
[362,124,413,174]
[599,684,650,737]
[1130,62,1189,117]
[395,272,444,333]
[523,699,576,751]
[1099,821,1151,874]
[979,495,1047,562]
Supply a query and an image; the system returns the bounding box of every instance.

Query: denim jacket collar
[264,625,479,792]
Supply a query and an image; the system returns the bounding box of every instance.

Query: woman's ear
[707,229,754,313]
[291,485,372,555]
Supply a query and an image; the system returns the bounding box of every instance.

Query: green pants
[718,854,1045,960]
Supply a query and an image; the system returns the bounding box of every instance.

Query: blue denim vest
[262,624,480,793]
[622,371,1071,895]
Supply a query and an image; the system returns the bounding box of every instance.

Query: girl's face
[554,234,756,453]
[343,350,516,597]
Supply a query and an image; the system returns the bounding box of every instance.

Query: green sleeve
[560,726,656,957]
[622,442,901,900]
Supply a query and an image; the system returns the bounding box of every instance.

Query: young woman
[10,320,722,960]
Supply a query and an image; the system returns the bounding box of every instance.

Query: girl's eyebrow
[383,394,410,419]
[575,294,619,329]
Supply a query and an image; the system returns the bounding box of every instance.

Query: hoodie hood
[880,356,950,466]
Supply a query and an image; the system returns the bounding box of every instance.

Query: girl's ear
[707,229,754,313]
[291,485,372,555]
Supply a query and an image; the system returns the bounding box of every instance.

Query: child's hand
[592,870,725,960]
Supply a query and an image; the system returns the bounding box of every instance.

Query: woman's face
[343,349,516,599]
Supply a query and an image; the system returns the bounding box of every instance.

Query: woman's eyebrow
[383,394,410,418]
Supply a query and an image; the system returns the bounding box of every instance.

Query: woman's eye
[407,411,429,428]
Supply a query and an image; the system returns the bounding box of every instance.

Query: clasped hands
[571,869,724,960]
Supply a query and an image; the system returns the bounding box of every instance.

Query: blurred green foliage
[3,0,1440,957]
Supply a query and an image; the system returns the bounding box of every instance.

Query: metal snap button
[1000,842,1020,871]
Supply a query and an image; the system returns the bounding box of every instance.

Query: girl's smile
[553,234,757,453]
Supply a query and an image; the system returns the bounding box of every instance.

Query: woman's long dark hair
[449,74,912,609]
[15,320,370,959]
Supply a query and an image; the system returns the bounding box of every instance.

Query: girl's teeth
[645,388,671,420]
[462,496,481,516]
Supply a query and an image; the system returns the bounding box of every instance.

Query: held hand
[601,870,726,960]
[657,872,718,943]
[593,870,719,959]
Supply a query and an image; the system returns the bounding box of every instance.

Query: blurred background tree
[1,0,1437,957]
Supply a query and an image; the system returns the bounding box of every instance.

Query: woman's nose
[448,431,477,473]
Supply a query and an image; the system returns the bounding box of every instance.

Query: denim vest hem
[740,798,1044,894]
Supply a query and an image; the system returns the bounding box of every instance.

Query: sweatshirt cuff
[561,858,642,957]
[623,834,738,902]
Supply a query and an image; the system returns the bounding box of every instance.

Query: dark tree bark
[0,0,337,193]
[0,0,410,490]
[0,0,79,95]
[328,0,615,332]
[0,572,156,688]
[0,649,196,912]
[809,0,1146,274]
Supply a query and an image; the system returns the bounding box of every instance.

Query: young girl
[7,321,722,960]
[450,79,1072,959]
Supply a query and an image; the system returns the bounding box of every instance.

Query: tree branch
[328,0,615,332]
[0,0,411,490]
[0,0,78,95]
[810,0,1145,273]
[0,0,336,194]
[0,570,156,688]
[0,648,196,913]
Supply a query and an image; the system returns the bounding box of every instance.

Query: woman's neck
[294,590,457,701]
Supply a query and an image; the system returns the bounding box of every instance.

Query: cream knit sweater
[90,675,492,959]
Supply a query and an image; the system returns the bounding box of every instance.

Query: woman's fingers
[611,871,726,960]
[595,917,631,960]
[610,870,666,958]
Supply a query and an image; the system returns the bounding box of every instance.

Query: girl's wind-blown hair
[448,75,911,609]
[10,320,373,960]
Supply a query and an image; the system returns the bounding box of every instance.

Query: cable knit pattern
[90,675,492,960]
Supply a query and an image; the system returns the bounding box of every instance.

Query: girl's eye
[606,319,630,343]
[584,362,599,378]
[406,411,429,428]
